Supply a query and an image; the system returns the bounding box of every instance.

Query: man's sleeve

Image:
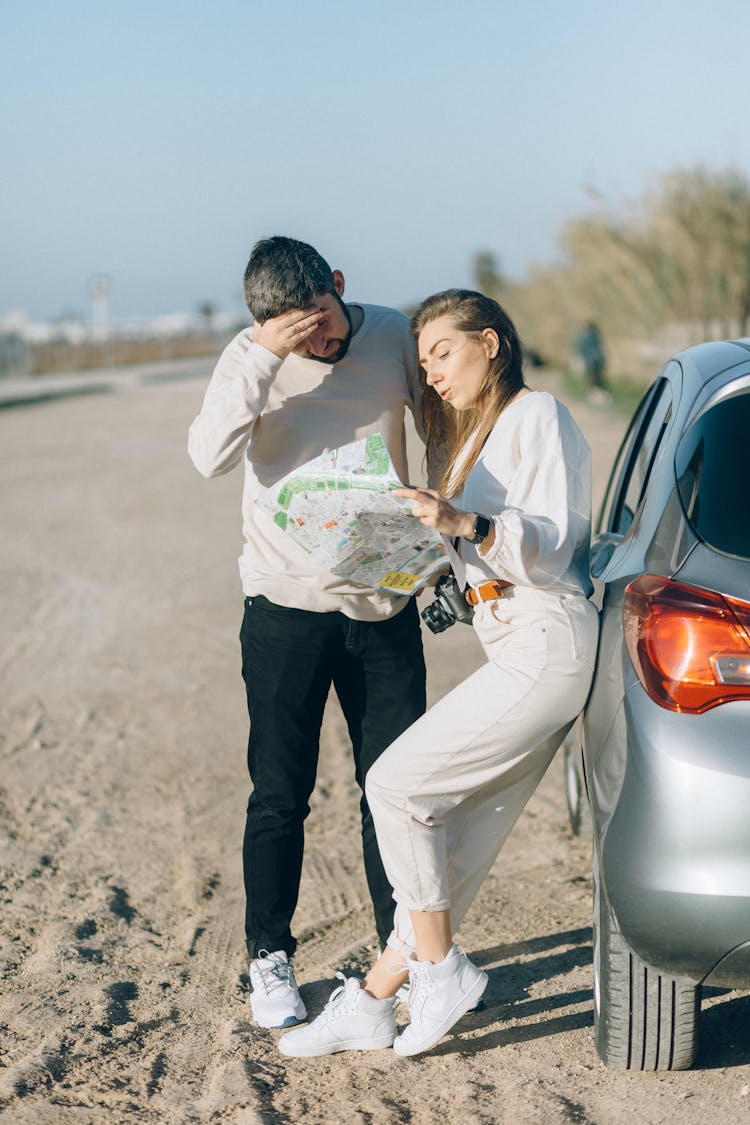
[187,329,283,478]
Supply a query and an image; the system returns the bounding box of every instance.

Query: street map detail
[256,433,447,594]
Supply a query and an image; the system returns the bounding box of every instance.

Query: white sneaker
[396,977,485,1012]
[278,973,396,1057]
[249,949,307,1029]
[393,944,488,1057]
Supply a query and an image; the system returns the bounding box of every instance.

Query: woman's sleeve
[479,401,591,587]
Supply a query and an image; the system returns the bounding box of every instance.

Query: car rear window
[675,391,750,559]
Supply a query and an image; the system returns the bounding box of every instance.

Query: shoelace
[404,961,437,1018]
[389,959,411,998]
[254,950,297,996]
[313,973,362,1026]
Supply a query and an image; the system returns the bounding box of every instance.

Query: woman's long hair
[411,289,525,497]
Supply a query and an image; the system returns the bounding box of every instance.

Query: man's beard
[307,294,353,364]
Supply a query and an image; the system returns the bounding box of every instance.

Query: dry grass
[27,333,230,375]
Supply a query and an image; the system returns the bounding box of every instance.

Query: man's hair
[243,236,336,322]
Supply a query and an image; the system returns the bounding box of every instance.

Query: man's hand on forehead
[253,306,323,360]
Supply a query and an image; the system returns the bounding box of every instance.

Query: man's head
[244,236,353,363]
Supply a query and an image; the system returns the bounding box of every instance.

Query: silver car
[564,339,750,1070]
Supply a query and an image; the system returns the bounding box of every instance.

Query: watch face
[472,515,491,543]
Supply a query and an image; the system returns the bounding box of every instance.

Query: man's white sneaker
[278,973,396,1057]
[249,949,307,1029]
[393,944,487,1057]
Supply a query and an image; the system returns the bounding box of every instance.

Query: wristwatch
[464,513,492,545]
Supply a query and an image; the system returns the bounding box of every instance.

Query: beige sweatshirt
[188,304,425,620]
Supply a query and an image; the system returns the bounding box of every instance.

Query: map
[256,433,447,594]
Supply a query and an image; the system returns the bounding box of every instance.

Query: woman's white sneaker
[278,974,396,1057]
[393,944,487,1057]
[249,949,307,1029]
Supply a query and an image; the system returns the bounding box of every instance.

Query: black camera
[420,572,474,634]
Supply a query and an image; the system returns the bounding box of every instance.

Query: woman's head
[411,290,525,495]
[412,289,524,414]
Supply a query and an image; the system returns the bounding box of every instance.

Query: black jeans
[239,594,426,959]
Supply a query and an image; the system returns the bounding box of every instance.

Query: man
[188,236,428,1029]
[575,321,609,398]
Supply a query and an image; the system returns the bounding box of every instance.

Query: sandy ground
[1,366,750,1125]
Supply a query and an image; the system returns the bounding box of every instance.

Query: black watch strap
[465,513,492,544]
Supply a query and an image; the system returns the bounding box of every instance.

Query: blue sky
[2,0,749,322]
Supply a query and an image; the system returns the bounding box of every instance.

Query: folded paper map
[256,433,447,595]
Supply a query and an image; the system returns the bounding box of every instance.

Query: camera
[420,572,474,634]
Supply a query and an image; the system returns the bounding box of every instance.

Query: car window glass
[617,382,672,531]
[597,404,644,534]
[676,389,750,559]
[599,376,673,535]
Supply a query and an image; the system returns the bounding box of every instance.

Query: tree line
[473,166,750,380]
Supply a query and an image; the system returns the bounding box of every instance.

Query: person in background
[278,289,598,1059]
[188,236,429,1030]
[575,321,609,399]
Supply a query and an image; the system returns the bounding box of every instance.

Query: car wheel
[563,721,591,837]
[592,849,700,1070]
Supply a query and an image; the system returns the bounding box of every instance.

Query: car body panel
[599,685,750,979]
[704,941,750,989]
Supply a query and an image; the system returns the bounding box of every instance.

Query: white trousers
[365,586,599,954]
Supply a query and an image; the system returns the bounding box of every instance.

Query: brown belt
[464,579,513,606]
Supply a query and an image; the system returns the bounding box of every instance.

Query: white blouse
[445,391,594,598]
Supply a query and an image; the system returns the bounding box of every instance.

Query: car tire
[592,849,700,1070]
[563,721,591,837]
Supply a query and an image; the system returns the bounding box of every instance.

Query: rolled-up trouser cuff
[386,932,415,956]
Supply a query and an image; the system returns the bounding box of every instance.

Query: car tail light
[624,576,750,714]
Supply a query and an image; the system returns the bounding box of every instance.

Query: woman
[278,290,599,1059]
